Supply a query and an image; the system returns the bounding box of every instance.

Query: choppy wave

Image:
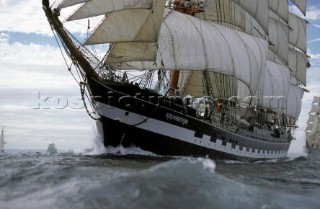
[1,150,320,209]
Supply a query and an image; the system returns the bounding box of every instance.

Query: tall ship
[42,0,309,160]
[305,96,320,150]
[0,127,6,153]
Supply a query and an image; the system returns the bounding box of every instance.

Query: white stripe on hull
[96,102,288,159]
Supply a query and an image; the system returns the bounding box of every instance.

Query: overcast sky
[0,0,319,154]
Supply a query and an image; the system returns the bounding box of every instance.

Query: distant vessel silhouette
[47,143,57,154]
[0,127,6,153]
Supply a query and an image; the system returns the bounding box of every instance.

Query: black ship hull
[87,78,290,160]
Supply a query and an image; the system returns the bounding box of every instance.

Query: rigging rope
[80,82,99,121]
[49,22,99,121]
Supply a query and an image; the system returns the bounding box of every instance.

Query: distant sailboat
[47,143,58,154]
[0,127,6,153]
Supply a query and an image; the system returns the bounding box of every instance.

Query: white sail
[306,115,319,145]
[232,0,269,33]
[160,10,268,95]
[58,0,88,9]
[60,1,306,98]
[204,1,250,31]
[105,10,268,95]
[203,0,267,39]
[177,71,238,98]
[257,61,290,110]
[85,0,166,44]
[238,60,295,119]
[285,84,303,119]
[288,46,307,85]
[268,17,289,64]
[253,81,304,120]
[267,50,284,66]
[67,0,269,36]
[85,9,150,43]
[105,43,157,63]
[268,0,289,23]
[290,0,307,15]
[68,0,154,21]
[288,12,307,53]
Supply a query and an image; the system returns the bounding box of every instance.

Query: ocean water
[0,148,319,209]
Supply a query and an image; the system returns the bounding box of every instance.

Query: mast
[42,0,103,83]
[168,0,205,96]
[169,70,180,96]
